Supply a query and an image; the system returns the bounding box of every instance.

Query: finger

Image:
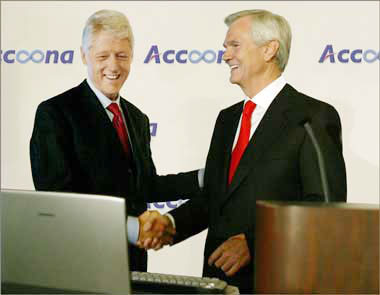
[143,237,152,248]
[208,245,224,266]
[154,243,163,251]
[161,236,173,246]
[136,240,145,249]
[225,261,241,277]
[154,235,173,250]
[220,257,235,273]
[147,216,169,235]
[214,253,228,268]
[150,237,159,249]
[153,218,174,234]
[143,220,153,232]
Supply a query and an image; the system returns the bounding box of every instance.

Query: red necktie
[107,103,130,156]
[228,100,257,185]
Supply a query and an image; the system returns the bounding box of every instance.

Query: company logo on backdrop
[147,199,188,210]
[150,123,157,137]
[144,45,224,64]
[0,49,74,64]
[148,121,187,211]
[319,45,379,63]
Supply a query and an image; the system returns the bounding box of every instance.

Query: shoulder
[218,100,244,118]
[286,84,340,121]
[37,81,85,112]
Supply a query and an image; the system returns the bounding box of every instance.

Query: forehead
[224,16,253,43]
[91,31,131,50]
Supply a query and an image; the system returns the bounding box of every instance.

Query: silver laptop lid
[1,189,130,294]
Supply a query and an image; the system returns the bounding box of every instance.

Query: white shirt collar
[244,75,287,109]
[86,78,121,109]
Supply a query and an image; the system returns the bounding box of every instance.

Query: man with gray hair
[141,9,347,292]
[30,9,200,272]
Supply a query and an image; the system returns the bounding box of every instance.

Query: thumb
[143,220,153,232]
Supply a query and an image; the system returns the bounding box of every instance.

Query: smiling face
[223,16,267,94]
[81,30,132,100]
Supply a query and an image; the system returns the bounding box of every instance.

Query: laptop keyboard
[131,271,228,294]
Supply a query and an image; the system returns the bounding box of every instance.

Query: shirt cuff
[198,168,205,189]
[127,216,139,245]
[164,213,176,229]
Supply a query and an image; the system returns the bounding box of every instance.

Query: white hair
[82,9,134,53]
[225,9,292,72]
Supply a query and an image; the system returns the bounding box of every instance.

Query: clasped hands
[137,210,175,250]
[137,210,251,276]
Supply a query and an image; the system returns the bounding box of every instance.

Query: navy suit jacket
[170,84,347,292]
[30,80,200,271]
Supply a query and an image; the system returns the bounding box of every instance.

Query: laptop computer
[1,189,130,294]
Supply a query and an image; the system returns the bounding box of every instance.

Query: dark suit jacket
[30,80,200,271]
[170,84,347,293]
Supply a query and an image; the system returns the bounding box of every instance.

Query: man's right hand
[137,210,175,250]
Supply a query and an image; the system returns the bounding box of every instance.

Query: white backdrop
[1,1,379,276]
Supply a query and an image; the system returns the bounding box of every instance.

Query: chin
[229,77,239,85]
[229,73,241,84]
[105,86,120,94]
[106,94,118,100]
[102,89,118,100]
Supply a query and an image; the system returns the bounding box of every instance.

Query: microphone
[301,119,331,203]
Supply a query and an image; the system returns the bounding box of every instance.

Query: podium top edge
[256,200,379,210]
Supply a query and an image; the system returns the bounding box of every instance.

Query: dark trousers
[129,246,147,272]
[203,258,254,294]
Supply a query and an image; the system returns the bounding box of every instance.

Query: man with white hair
[141,9,347,293]
[30,9,200,271]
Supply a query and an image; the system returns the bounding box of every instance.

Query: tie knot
[243,100,256,117]
[107,103,122,117]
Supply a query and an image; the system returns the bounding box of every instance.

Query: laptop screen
[1,189,131,294]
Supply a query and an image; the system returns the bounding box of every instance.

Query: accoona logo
[0,49,74,64]
[147,199,187,210]
[319,44,379,63]
[144,45,224,64]
[150,123,157,137]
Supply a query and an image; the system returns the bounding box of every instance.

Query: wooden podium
[254,201,379,294]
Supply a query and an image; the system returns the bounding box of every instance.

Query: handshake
[135,210,252,277]
[137,210,175,250]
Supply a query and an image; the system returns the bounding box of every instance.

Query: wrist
[230,233,246,241]
[164,213,176,229]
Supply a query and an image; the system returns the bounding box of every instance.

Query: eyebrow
[223,40,240,47]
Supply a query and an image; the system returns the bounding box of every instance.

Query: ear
[263,40,280,62]
[127,40,134,64]
[80,46,87,65]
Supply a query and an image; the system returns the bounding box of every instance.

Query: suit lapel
[217,102,244,194]
[120,99,142,174]
[78,80,128,160]
[225,84,295,199]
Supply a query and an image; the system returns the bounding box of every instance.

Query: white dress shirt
[86,78,129,126]
[232,76,287,150]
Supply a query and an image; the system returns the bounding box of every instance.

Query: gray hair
[225,9,292,72]
[82,9,134,53]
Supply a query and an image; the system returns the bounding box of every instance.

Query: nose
[223,48,231,63]
[107,55,120,72]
